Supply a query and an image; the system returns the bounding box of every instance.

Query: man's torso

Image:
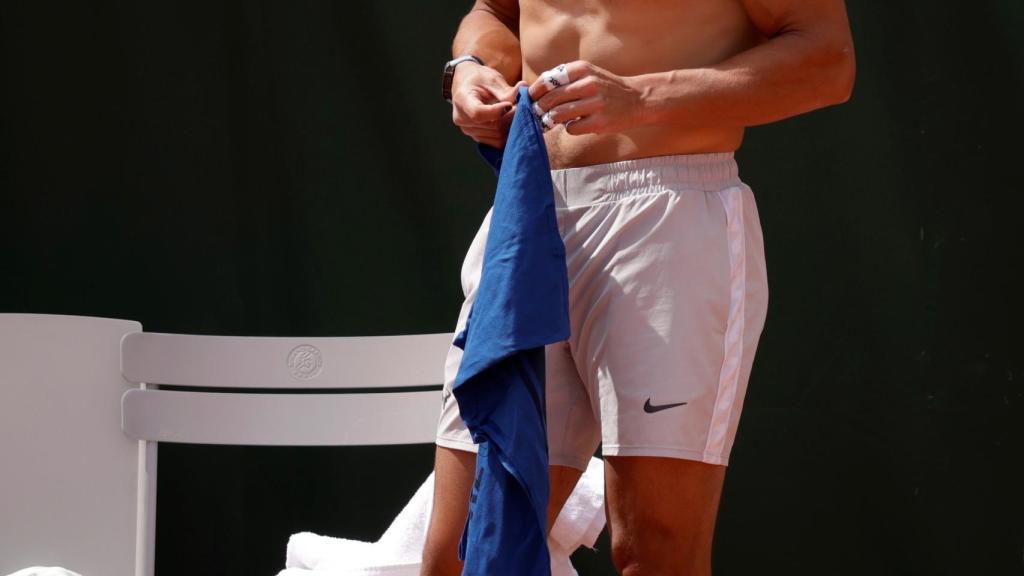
[518,0,763,168]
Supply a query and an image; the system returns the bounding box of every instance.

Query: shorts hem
[549,453,591,472]
[602,445,729,466]
[435,435,479,454]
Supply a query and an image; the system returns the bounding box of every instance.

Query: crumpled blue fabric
[452,85,570,576]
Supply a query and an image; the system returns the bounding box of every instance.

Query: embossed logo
[287,344,323,380]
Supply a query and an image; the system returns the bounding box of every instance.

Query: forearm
[636,31,855,129]
[452,5,522,86]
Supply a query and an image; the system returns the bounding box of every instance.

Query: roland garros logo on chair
[287,344,323,380]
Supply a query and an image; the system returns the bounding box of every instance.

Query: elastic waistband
[550,152,742,206]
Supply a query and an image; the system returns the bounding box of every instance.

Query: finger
[471,98,514,122]
[532,63,571,96]
[543,96,604,126]
[499,105,516,129]
[459,63,509,100]
[473,134,505,149]
[535,76,599,114]
[455,104,515,135]
[468,106,515,130]
[480,71,519,100]
[563,113,604,136]
[528,60,592,101]
[461,124,505,141]
[457,94,514,125]
[460,123,503,136]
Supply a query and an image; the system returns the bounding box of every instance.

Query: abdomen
[519,0,762,168]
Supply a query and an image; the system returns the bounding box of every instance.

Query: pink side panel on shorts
[701,184,769,465]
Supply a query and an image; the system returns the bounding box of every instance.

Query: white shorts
[436,152,769,469]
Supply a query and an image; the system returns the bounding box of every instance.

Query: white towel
[278,457,606,576]
[5,569,82,576]
[548,457,606,562]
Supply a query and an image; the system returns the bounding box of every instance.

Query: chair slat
[121,388,441,446]
[121,331,453,389]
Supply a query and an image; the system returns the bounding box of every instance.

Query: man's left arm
[529,0,856,134]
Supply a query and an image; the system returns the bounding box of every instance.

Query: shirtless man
[425,2,855,574]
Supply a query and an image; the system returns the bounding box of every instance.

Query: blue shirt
[451,86,570,576]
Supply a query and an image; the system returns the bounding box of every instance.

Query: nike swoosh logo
[643,398,688,413]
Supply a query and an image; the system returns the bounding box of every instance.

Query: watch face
[442,63,456,102]
[442,56,482,102]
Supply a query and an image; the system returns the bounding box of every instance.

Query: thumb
[498,80,529,104]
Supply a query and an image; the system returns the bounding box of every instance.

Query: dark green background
[2,1,1022,574]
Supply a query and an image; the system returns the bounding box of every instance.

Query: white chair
[0,313,451,576]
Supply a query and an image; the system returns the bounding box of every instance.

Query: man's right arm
[449,0,524,149]
[452,1,522,85]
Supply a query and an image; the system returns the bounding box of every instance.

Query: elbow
[823,39,857,105]
[785,28,857,111]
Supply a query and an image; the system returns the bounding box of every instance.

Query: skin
[421,447,583,575]
[429,1,855,574]
[449,0,855,167]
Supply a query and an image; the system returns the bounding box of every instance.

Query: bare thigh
[604,455,727,576]
[420,446,584,576]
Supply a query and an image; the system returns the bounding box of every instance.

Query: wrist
[451,59,483,92]
[631,72,665,127]
[631,69,697,127]
[442,55,485,102]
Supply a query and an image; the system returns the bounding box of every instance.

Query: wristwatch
[442,55,485,103]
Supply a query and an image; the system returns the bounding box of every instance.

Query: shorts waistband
[549,152,742,206]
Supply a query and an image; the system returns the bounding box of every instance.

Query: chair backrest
[119,330,451,446]
[0,313,453,576]
[0,313,142,576]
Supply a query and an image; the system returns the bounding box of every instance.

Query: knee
[610,524,712,576]
[610,536,641,575]
[610,522,663,575]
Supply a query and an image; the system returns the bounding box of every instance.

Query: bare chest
[518,0,761,80]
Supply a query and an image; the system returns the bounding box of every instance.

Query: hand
[527,60,646,136]
[451,62,528,149]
